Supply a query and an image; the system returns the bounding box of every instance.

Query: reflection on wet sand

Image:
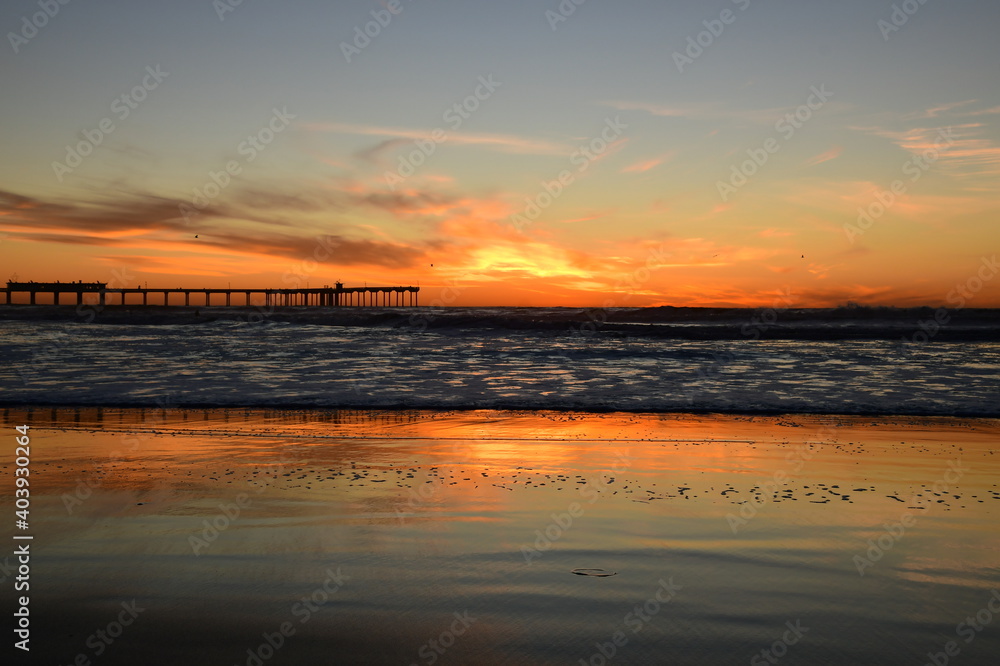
[5,409,999,665]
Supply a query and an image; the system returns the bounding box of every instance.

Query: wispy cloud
[772,178,997,236]
[0,187,438,269]
[304,121,566,155]
[604,100,804,125]
[965,105,1000,117]
[353,138,413,166]
[604,101,701,118]
[758,228,794,238]
[803,146,842,167]
[558,209,615,225]
[903,99,1000,120]
[905,99,977,120]
[621,151,675,174]
[854,100,1000,179]
[859,123,1000,178]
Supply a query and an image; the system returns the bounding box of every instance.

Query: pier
[2,281,419,307]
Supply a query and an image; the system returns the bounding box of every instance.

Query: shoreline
[5,403,1000,419]
[6,405,999,432]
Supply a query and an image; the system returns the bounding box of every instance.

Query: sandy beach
[4,408,998,665]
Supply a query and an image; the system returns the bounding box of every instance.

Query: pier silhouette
[2,281,419,307]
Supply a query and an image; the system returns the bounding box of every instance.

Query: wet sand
[3,408,999,665]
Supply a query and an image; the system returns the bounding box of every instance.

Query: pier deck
[2,282,419,307]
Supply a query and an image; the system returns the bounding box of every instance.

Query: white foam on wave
[0,320,997,415]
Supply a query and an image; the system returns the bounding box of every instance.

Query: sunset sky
[1,0,998,307]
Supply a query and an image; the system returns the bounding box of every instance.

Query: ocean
[2,306,998,415]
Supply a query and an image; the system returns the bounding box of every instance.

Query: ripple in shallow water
[1,321,998,415]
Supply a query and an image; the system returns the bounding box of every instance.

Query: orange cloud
[305,121,566,155]
[758,228,793,238]
[560,213,607,225]
[803,146,842,166]
[857,123,1000,179]
[621,151,675,174]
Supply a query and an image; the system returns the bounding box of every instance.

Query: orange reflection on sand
[4,408,999,605]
